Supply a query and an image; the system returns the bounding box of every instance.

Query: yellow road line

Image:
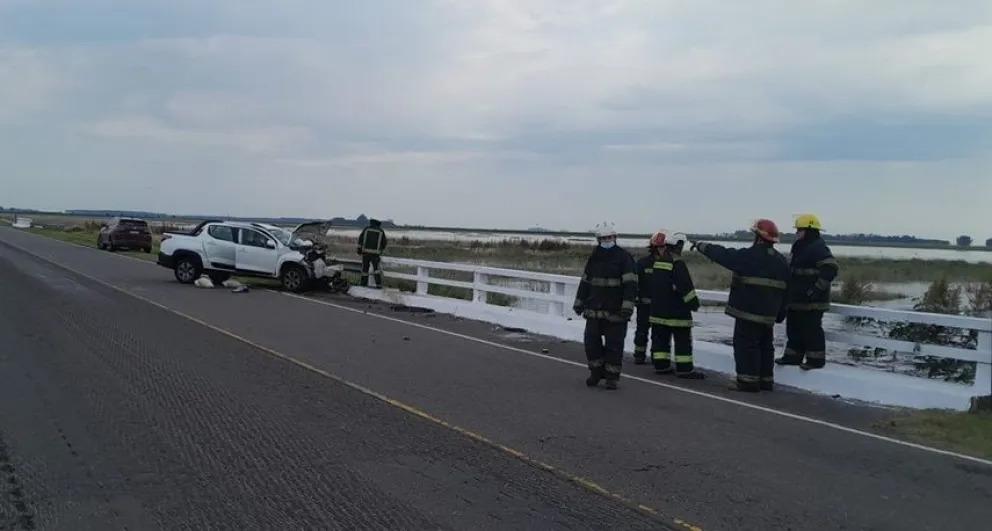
[0,236,693,530]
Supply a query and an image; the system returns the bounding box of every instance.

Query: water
[327,228,992,264]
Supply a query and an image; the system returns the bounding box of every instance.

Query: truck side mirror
[265,239,276,249]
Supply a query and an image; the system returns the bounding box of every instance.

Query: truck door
[204,225,238,269]
[236,229,279,274]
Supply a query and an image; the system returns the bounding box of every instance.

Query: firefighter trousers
[633,304,651,361]
[584,318,627,382]
[784,310,825,368]
[360,254,383,288]
[651,325,693,374]
[733,319,774,390]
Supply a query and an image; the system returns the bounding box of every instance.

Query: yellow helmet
[794,213,823,231]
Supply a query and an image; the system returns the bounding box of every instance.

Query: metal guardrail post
[473,272,488,304]
[976,331,992,397]
[550,281,566,316]
[416,266,429,295]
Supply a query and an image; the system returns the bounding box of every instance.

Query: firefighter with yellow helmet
[776,214,839,370]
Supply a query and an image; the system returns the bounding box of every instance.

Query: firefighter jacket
[634,253,657,305]
[574,246,638,322]
[788,236,838,311]
[358,225,388,255]
[649,253,700,328]
[697,242,790,327]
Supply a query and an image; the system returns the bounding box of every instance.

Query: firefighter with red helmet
[647,230,704,378]
[632,234,664,365]
[693,220,790,391]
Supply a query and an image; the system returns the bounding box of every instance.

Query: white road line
[5,230,991,467]
[278,290,992,468]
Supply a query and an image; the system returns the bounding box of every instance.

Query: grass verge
[877,410,992,459]
[27,227,160,262]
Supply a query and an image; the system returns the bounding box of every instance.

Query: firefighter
[648,230,704,379]
[693,219,790,392]
[777,214,839,370]
[632,235,663,365]
[357,218,388,288]
[573,222,638,390]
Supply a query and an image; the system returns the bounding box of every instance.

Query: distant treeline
[711,230,951,247]
[0,208,395,228]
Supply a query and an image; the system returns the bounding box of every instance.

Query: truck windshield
[265,227,293,246]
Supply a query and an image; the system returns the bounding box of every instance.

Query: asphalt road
[1,227,990,530]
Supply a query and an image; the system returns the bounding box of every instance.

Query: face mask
[600,241,616,250]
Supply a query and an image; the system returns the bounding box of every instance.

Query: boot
[586,368,603,387]
[775,356,802,366]
[604,379,618,390]
[728,382,760,393]
[799,363,823,371]
[633,357,647,365]
[677,371,705,380]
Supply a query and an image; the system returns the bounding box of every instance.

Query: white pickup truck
[157,220,335,292]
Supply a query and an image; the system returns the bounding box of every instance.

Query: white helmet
[594,222,618,239]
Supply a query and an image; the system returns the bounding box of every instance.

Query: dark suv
[97,218,153,253]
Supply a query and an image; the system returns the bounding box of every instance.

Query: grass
[878,410,992,459]
[27,227,161,262]
[323,236,992,293]
[20,226,992,303]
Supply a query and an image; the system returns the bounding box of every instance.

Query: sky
[1,0,990,240]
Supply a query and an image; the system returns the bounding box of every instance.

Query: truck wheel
[208,272,231,284]
[97,237,106,250]
[280,265,307,293]
[174,256,201,284]
[107,238,116,252]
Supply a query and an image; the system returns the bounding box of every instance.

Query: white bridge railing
[370,257,992,400]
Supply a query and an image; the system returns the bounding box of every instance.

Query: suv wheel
[107,238,116,252]
[174,256,201,284]
[280,265,307,293]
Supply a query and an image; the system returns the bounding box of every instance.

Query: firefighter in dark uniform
[648,230,704,379]
[357,219,388,288]
[777,214,839,370]
[632,236,663,365]
[693,219,790,392]
[573,223,638,390]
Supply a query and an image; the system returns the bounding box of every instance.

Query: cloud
[0,48,63,121]
[0,0,990,238]
[82,115,311,153]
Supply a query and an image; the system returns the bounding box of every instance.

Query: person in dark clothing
[648,231,704,379]
[777,214,839,370]
[693,219,790,392]
[357,219,388,288]
[573,222,638,390]
[632,236,663,365]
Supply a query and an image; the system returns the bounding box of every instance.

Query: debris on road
[231,285,250,293]
[194,275,215,289]
[222,279,244,289]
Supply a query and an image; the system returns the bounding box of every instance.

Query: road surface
[0,226,990,530]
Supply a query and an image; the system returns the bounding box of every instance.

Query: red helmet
[649,230,668,248]
[751,219,780,243]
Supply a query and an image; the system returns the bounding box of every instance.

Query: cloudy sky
[1,1,990,239]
